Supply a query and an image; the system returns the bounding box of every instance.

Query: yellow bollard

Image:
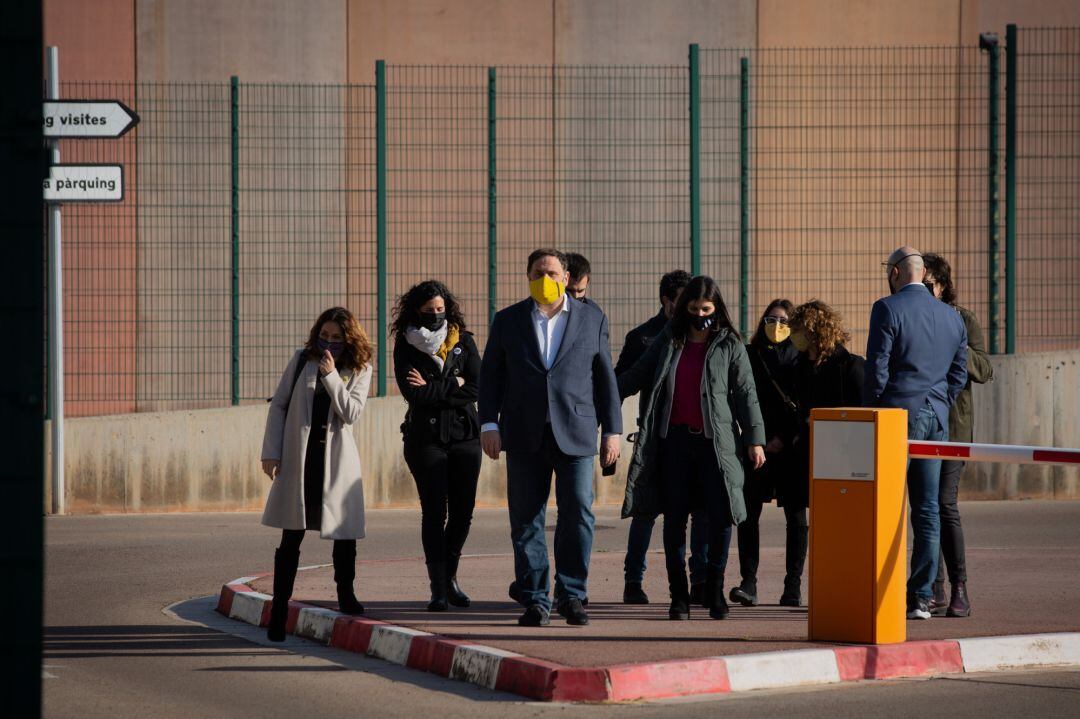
[808,408,908,644]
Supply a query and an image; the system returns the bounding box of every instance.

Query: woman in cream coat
[260,306,373,641]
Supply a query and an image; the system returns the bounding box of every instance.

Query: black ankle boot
[707,569,729,619]
[332,542,364,615]
[445,555,470,608]
[668,569,690,620]
[426,562,449,612]
[267,547,300,642]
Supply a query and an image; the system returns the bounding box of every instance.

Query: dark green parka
[616,326,766,525]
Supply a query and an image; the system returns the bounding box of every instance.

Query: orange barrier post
[808,408,908,645]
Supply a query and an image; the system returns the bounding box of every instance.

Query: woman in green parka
[618,275,766,621]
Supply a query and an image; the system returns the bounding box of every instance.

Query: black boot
[780,521,808,607]
[930,580,948,616]
[708,568,729,619]
[267,547,300,642]
[426,562,449,612]
[445,555,470,608]
[729,580,758,607]
[668,568,690,620]
[332,542,364,615]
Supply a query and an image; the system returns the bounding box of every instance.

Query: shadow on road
[45,624,281,659]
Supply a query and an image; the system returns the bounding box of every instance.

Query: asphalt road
[43,501,1080,717]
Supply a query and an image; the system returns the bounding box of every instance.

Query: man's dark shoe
[517,604,550,627]
[709,593,730,620]
[929,581,948,616]
[906,595,932,620]
[946,581,971,618]
[557,598,590,626]
[779,575,801,607]
[508,580,523,605]
[623,581,649,605]
[668,596,690,620]
[446,556,471,608]
[729,583,758,607]
[689,582,706,607]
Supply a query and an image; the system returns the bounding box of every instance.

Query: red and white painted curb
[216,577,1080,703]
[909,440,1080,466]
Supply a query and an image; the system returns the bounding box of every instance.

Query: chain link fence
[49,27,1080,417]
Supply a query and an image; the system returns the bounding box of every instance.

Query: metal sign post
[45,45,64,515]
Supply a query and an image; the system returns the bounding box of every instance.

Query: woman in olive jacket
[392,280,482,612]
[618,275,766,621]
[924,253,993,618]
[786,300,865,607]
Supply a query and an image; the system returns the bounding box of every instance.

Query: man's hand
[600,435,620,468]
[481,429,502,460]
[748,445,766,470]
[261,459,280,479]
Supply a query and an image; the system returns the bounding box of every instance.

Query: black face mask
[419,310,446,331]
[690,314,715,332]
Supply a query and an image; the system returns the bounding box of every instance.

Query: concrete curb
[216,578,1080,703]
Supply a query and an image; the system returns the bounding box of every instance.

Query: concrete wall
[46,396,638,514]
[46,350,1080,513]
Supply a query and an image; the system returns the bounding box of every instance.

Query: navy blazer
[478,295,622,456]
[863,283,968,432]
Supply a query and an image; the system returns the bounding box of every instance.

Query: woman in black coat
[392,280,482,612]
[729,299,800,608]
[785,300,865,607]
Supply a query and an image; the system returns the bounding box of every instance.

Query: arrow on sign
[43,100,140,138]
[44,164,124,203]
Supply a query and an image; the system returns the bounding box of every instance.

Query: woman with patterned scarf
[392,280,482,611]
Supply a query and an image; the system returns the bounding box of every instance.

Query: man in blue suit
[479,248,622,627]
[864,246,968,620]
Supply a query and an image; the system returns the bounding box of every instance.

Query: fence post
[375,61,388,396]
[985,35,1001,355]
[1005,24,1017,354]
[230,75,240,405]
[689,44,701,276]
[739,56,750,337]
[488,67,498,327]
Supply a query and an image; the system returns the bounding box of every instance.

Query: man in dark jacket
[614,270,710,605]
[479,248,621,628]
[865,246,967,621]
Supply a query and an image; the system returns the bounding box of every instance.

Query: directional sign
[43,100,140,138]
[43,164,124,203]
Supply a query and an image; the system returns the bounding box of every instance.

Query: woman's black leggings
[403,438,482,565]
[278,529,355,556]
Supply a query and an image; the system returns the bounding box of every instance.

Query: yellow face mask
[529,275,565,305]
[764,322,791,344]
[789,329,810,352]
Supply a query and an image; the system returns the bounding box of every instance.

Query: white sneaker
[907,597,932,620]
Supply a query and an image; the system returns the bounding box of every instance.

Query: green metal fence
[49,28,1080,417]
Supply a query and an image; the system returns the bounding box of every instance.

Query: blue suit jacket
[863,283,969,432]
[478,296,622,456]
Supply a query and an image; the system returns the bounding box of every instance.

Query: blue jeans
[624,512,709,584]
[908,402,947,600]
[505,425,595,612]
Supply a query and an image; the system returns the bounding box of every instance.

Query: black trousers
[659,427,733,585]
[278,529,355,557]
[936,459,967,584]
[737,492,808,587]
[403,437,482,565]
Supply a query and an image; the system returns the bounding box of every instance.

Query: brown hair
[790,300,850,366]
[923,252,958,305]
[303,306,374,371]
[750,298,795,347]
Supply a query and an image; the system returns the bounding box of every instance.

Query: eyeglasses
[763,316,789,325]
[881,252,923,271]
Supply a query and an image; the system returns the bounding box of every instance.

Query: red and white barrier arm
[908,440,1080,466]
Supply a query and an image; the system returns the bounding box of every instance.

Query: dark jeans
[624,511,709,585]
[660,427,733,585]
[907,402,947,600]
[403,438,482,566]
[736,493,808,588]
[936,459,967,584]
[505,425,595,612]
